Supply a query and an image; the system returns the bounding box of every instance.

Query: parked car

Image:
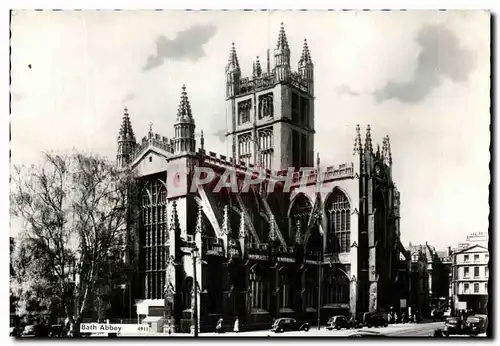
[442,316,462,336]
[48,324,66,338]
[361,313,388,328]
[326,315,350,330]
[21,324,49,337]
[464,315,486,336]
[271,318,309,333]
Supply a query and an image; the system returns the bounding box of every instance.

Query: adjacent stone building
[450,232,489,314]
[118,23,408,332]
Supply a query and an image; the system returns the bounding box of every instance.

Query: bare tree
[10,152,138,320]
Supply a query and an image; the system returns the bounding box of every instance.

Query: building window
[300,133,308,167]
[464,283,469,293]
[474,267,480,278]
[474,254,479,262]
[291,93,299,123]
[300,96,309,127]
[238,100,252,125]
[474,283,479,293]
[249,271,267,310]
[238,133,252,165]
[140,181,168,299]
[258,127,274,170]
[326,189,351,253]
[258,93,273,119]
[464,267,470,278]
[485,254,489,262]
[485,267,489,277]
[464,255,470,263]
[485,283,488,293]
[289,193,312,241]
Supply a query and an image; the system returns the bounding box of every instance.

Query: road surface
[120,322,449,337]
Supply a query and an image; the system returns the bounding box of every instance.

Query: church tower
[225,23,315,171]
[117,107,137,168]
[173,85,196,154]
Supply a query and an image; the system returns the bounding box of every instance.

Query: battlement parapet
[130,132,174,162]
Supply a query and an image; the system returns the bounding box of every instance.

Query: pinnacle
[169,201,180,233]
[299,38,312,65]
[176,85,194,124]
[364,124,373,153]
[253,55,262,77]
[226,42,240,71]
[276,22,290,51]
[118,106,136,141]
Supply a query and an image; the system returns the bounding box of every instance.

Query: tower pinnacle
[276,22,290,51]
[226,42,240,72]
[364,125,373,153]
[253,56,262,78]
[353,124,362,155]
[273,22,291,82]
[176,84,194,124]
[117,106,137,168]
[118,107,136,141]
[173,85,196,154]
[298,39,312,66]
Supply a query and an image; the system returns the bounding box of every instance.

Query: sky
[10,10,490,249]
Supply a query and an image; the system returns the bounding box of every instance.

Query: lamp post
[191,247,200,338]
[317,250,322,331]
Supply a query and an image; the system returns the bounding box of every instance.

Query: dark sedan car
[362,313,388,328]
[271,318,310,333]
[443,316,462,336]
[464,316,486,336]
[48,324,66,338]
[21,324,49,337]
[326,315,351,330]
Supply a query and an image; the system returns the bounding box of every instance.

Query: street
[120,322,450,337]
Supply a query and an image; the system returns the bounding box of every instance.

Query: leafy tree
[10,152,138,320]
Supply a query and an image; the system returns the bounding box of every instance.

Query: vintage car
[464,315,486,336]
[442,316,462,336]
[21,324,49,337]
[270,318,310,333]
[48,324,66,338]
[326,315,351,330]
[361,312,388,328]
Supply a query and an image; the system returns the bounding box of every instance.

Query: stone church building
[117,23,409,332]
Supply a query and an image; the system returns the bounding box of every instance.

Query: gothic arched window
[249,267,268,311]
[325,189,351,253]
[258,128,273,170]
[238,100,252,124]
[258,93,273,119]
[140,179,169,299]
[238,133,252,166]
[289,193,312,242]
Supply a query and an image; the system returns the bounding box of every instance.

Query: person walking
[216,318,223,334]
[233,317,239,333]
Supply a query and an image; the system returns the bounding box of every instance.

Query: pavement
[119,321,477,338]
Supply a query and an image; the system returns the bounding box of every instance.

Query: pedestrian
[216,318,223,334]
[233,317,239,333]
[168,319,172,336]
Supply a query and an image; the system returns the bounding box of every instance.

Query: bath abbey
[117,24,409,332]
